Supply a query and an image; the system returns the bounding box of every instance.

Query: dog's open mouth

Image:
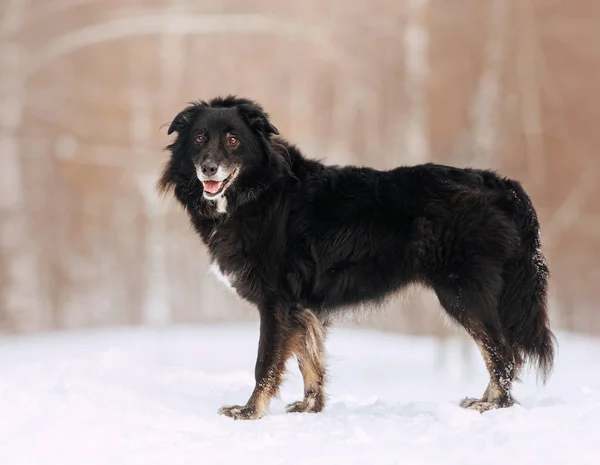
[202,169,238,197]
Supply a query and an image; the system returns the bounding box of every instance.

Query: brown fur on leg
[285,309,328,414]
[220,305,298,420]
[461,329,517,413]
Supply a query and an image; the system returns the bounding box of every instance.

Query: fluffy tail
[498,179,556,382]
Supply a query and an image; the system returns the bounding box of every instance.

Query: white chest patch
[215,196,227,214]
[211,263,236,293]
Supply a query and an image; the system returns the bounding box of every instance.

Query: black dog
[159,96,555,419]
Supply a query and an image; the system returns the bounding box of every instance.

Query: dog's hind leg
[435,284,517,412]
[458,333,516,412]
[285,309,328,414]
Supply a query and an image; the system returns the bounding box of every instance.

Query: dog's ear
[167,105,199,135]
[237,103,279,137]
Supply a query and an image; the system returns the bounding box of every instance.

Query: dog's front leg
[219,303,290,420]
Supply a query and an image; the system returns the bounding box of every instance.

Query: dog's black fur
[159,96,555,419]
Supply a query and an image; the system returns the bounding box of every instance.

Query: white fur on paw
[218,404,262,420]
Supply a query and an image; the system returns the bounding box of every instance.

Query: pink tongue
[203,181,222,194]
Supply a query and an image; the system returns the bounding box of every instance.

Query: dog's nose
[201,162,218,177]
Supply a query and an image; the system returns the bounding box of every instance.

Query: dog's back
[283,155,555,410]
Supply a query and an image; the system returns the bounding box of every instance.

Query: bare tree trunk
[403,0,430,164]
[469,0,509,167]
[0,1,46,332]
[515,0,545,188]
[403,0,437,339]
[127,7,171,326]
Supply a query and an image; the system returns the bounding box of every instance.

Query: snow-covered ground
[1,324,599,465]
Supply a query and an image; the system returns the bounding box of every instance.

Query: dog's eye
[194,135,205,144]
[227,136,239,146]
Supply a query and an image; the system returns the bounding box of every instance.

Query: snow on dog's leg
[459,336,517,412]
[286,309,328,414]
[435,278,517,413]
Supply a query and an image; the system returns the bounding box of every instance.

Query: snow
[1,324,599,465]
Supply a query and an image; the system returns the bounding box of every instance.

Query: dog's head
[160,96,280,203]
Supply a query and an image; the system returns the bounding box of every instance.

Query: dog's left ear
[237,103,279,137]
[167,105,199,135]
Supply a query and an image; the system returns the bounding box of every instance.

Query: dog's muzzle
[196,164,239,198]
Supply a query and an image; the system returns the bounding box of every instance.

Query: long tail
[498,179,556,382]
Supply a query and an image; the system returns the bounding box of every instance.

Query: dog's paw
[218,404,263,420]
[460,396,515,413]
[285,397,323,414]
[460,397,494,412]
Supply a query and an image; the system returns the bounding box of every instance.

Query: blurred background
[0,0,599,337]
